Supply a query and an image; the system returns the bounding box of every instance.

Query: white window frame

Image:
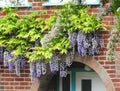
[42,0,101,6]
[49,0,70,3]
[0,0,32,7]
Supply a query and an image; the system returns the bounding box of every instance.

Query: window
[42,0,101,6]
[0,0,32,7]
[81,0,101,5]
[0,0,5,6]
[42,0,70,6]
[49,0,69,3]
[82,79,92,91]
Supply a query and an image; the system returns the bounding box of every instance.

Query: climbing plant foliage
[0,7,45,58]
[106,1,120,61]
[112,0,120,13]
[0,4,105,79]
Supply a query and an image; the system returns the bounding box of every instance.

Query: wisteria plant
[106,0,120,61]
[0,4,105,80]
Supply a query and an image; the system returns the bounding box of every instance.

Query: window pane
[82,79,91,91]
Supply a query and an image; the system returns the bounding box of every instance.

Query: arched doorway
[30,56,115,91]
[47,62,106,91]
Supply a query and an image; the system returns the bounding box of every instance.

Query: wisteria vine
[0,4,106,81]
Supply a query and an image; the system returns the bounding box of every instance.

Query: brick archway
[31,55,115,91]
[74,55,115,91]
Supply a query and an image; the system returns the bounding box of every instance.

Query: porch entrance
[58,71,106,91]
[48,62,106,91]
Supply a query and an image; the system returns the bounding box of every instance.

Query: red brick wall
[1,0,120,91]
[0,63,31,91]
[0,1,44,91]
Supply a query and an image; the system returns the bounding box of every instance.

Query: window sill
[42,2,64,6]
[42,2,102,6]
[0,3,32,8]
[81,2,102,5]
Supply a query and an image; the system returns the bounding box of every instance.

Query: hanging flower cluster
[0,4,105,80]
[106,28,120,61]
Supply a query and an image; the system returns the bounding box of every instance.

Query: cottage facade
[0,0,119,91]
